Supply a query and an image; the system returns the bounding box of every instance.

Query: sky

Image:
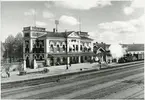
[1,0,145,44]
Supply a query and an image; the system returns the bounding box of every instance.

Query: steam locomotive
[117,53,143,63]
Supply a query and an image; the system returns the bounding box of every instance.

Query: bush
[42,68,49,73]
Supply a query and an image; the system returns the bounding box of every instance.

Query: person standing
[5,64,10,77]
[69,62,71,67]
[23,59,26,71]
[98,59,101,70]
[33,59,37,69]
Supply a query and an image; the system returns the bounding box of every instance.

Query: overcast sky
[1,0,144,44]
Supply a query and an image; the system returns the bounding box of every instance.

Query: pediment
[68,32,80,38]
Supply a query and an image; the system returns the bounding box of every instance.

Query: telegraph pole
[79,16,81,32]
[33,8,36,27]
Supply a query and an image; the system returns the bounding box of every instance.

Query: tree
[3,33,23,63]
[13,33,23,60]
[1,42,5,62]
[4,35,15,63]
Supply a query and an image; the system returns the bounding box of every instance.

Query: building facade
[23,26,94,69]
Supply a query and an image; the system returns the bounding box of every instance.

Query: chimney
[53,28,56,33]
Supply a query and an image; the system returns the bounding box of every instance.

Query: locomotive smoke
[109,43,126,61]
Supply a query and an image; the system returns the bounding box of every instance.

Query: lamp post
[65,31,68,70]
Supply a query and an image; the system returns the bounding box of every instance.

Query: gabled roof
[93,43,106,51]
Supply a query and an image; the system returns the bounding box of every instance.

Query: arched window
[40,41,42,48]
[32,44,37,53]
[36,39,39,47]
[40,56,43,60]
[57,45,60,52]
[62,45,65,51]
[50,44,54,52]
[25,41,29,53]
[62,57,66,64]
[56,58,60,65]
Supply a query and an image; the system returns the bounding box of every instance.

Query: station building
[23,26,94,69]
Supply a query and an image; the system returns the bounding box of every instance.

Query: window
[69,48,72,52]
[32,44,37,53]
[84,47,87,52]
[71,40,76,42]
[88,48,91,52]
[25,48,29,53]
[40,56,43,60]
[50,44,54,52]
[24,33,30,37]
[73,45,75,51]
[63,45,65,51]
[57,45,60,52]
[85,56,87,60]
[76,45,78,51]
[80,45,82,51]
[36,39,39,47]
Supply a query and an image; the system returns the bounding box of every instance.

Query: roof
[93,43,106,51]
[39,31,73,38]
[76,31,89,36]
[80,37,93,41]
[48,52,95,58]
[121,44,144,51]
[39,31,93,41]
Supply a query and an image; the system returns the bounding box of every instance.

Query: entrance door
[26,57,30,68]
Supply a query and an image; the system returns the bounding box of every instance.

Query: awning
[47,52,96,58]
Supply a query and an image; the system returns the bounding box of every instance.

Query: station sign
[23,26,46,32]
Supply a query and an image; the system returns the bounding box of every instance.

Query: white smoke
[109,43,126,59]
